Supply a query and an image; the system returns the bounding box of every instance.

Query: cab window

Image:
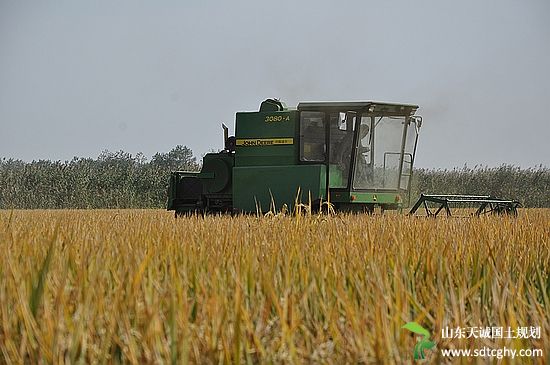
[299,112,325,162]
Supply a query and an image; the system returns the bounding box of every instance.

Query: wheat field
[0,209,548,364]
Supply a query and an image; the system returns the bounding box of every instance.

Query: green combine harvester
[167,98,423,215]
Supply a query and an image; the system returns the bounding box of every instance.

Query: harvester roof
[297,101,418,116]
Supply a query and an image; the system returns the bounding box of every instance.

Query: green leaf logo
[402,322,436,360]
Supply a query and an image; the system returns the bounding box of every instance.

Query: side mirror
[410,116,422,133]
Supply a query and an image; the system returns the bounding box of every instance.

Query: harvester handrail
[446,199,518,204]
[421,194,492,199]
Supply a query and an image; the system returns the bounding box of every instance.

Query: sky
[1,0,549,168]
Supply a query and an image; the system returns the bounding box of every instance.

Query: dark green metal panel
[331,190,402,206]
[328,164,344,188]
[235,110,299,166]
[233,164,326,212]
[167,171,200,210]
[200,153,233,194]
[167,152,234,213]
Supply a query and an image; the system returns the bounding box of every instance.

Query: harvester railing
[409,194,521,217]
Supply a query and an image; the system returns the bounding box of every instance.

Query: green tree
[150,145,199,172]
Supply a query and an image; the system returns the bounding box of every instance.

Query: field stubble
[0,209,549,364]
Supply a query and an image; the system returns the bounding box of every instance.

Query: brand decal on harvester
[236,138,293,147]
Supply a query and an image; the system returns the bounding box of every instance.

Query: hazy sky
[1,0,549,168]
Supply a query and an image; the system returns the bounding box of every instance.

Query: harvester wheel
[174,208,205,218]
[493,204,519,217]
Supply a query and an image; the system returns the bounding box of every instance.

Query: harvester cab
[167,99,422,215]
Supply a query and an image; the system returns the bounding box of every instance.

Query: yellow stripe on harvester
[236,138,294,147]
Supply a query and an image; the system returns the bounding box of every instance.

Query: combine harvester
[167,99,519,216]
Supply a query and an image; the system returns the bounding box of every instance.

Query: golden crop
[0,210,549,364]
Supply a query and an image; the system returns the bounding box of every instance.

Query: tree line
[0,147,548,209]
[0,146,198,209]
[411,165,549,208]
